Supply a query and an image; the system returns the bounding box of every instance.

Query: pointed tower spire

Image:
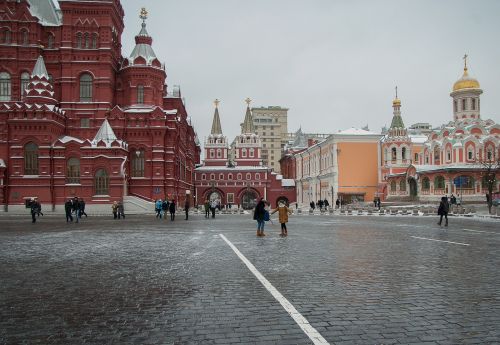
[92,119,118,145]
[24,55,57,104]
[241,97,254,134]
[389,89,407,137]
[31,55,49,79]
[211,99,223,135]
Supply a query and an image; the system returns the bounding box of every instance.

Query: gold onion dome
[453,67,480,91]
[392,97,401,106]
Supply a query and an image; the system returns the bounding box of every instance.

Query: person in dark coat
[65,199,74,222]
[29,198,37,223]
[169,199,176,221]
[204,199,210,218]
[254,199,267,237]
[184,199,190,220]
[80,198,88,217]
[437,196,449,227]
[117,201,125,219]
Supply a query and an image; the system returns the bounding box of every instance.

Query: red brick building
[195,100,295,209]
[0,1,200,212]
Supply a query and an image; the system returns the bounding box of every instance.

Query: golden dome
[392,97,401,106]
[453,67,480,91]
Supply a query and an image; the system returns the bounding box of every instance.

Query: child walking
[271,201,292,237]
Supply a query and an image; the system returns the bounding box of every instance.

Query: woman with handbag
[253,199,267,237]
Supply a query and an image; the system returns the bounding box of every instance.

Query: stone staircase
[123,195,154,214]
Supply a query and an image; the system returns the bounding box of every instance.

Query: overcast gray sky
[121,0,500,142]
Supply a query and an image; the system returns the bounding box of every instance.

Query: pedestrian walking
[184,199,190,220]
[117,201,125,219]
[254,199,267,237]
[437,196,449,227]
[169,199,176,221]
[204,199,210,218]
[65,198,74,222]
[33,198,43,217]
[73,197,80,223]
[210,199,218,218]
[29,198,37,223]
[162,199,169,220]
[112,201,118,219]
[155,199,162,218]
[271,201,293,237]
[80,198,88,217]
[335,199,340,209]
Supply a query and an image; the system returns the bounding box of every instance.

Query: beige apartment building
[250,106,289,172]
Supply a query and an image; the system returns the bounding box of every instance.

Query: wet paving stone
[0,214,499,344]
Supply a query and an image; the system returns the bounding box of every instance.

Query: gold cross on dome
[140,7,148,21]
[245,97,252,105]
[214,99,220,107]
[463,54,468,69]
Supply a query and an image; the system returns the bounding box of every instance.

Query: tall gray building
[250,106,288,172]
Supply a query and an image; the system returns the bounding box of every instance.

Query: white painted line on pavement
[410,236,470,246]
[219,234,330,345]
[461,229,498,235]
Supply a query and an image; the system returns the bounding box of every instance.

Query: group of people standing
[154,199,190,221]
[204,199,219,218]
[65,197,88,223]
[309,199,330,211]
[111,201,125,220]
[253,199,292,237]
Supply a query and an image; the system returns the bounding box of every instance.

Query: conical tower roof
[24,55,57,104]
[32,55,49,79]
[93,119,117,144]
[210,100,223,135]
[241,98,254,134]
[126,7,159,66]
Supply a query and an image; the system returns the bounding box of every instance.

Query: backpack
[264,210,270,221]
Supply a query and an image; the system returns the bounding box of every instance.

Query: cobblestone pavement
[0,213,499,345]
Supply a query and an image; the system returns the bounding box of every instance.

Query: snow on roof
[337,127,378,135]
[281,179,295,187]
[58,135,84,144]
[0,159,6,168]
[28,0,62,26]
[409,134,428,144]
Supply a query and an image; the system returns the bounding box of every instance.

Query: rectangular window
[80,118,90,128]
[462,99,466,111]
[227,193,234,204]
[471,98,476,110]
[137,85,144,104]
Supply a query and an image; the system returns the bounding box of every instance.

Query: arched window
[446,149,451,162]
[462,99,466,111]
[414,153,418,163]
[131,150,145,177]
[79,73,93,102]
[84,32,90,49]
[24,142,39,175]
[486,148,493,161]
[237,173,242,180]
[20,29,28,45]
[255,173,260,180]
[216,149,221,158]
[390,180,396,191]
[467,148,474,161]
[434,175,445,189]
[434,147,440,164]
[0,72,11,101]
[94,169,109,195]
[91,33,98,49]
[228,173,233,180]
[137,84,144,104]
[209,149,214,158]
[401,147,406,160]
[47,33,54,49]
[242,148,247,158]
[210,173,215,180]
[3,28,11,44]
[246,173,251,180]
[399,179,406,191]
[66,158,80,183]
[391,147,396,162]
[219,173,224,180]
[471,98,476,110]
[76,32,82,48]
[457,175,474,189]
[421,177,430,190]
[20,72,30,97]
[249,148,254,158]
[201,174,206,180]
